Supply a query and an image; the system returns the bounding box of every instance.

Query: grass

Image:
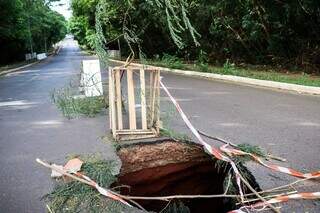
[0,59,37,73]
[43,143,261,213]
[159,104,191,141]
[160,128,190,141]
[232,143,266,163]
[141,55,320,87]
[51,87,107,119]
[161,201,190,213]
[44,154,205,213]
[44,155,127,213]
[237,143,265,157]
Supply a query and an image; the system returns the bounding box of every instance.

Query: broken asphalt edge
[109,59,320,96]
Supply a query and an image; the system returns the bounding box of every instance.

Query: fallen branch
[236,169,281,213]
[160,80,280,213]
[198,129,286,162]
[123,194,239,200]
[260,176,320,194]
[36,158,133,207]
[237,191,297,205]
[198,129,237,147]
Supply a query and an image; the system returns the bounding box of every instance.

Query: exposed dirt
[118,141,210,174]
[114,140,248,212]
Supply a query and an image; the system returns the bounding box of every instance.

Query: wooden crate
[109,67,160,141]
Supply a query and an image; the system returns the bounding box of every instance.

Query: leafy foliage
[69,0,320,73]
[44,155,127,213]
[237,143,265,158]
[70,0,200,60]
[51,87,107,119]
[203,0,320,71]
[0,0,67,65]
[162,201,190,213]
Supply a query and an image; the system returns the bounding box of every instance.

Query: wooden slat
[115,69,123,130]
[109,68,117,137]
[155,70,161,134]
[108,67,112,129]
[140,69,147,129]
[127,68,137,130]
[150,70,158,127]
[118,134,157,141]
[117,129,153,133]
[117,131,154,135]
[149,71,154,126]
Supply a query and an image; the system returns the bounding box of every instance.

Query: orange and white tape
[160,79,245,199]
[160,78,320,212]
[229,191,320,212]
[220,144,320,179]
[74,172,132,207]
[258,191,320,205]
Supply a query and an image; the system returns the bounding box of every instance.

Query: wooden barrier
[109,67,160,140]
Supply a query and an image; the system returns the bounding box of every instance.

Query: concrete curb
[0,61,40,76]
[109,59,320,95]
[0,45,61,76]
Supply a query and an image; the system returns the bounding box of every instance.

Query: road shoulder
[109,59,320,95]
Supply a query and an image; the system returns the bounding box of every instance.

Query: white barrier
[25,52,37,61]
[25,53,31,61]
[81,60,103,97]
[36,53,47,60]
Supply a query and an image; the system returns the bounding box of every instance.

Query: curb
[0,45,61,76]
[0,60,40,76]
[109,59,320,95]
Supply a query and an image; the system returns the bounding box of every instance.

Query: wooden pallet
[109,67,160,141]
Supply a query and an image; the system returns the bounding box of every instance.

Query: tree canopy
[70,0,320,73]
[0,0,67,65]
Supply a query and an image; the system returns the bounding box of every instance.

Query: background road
[0,38,117,212]
[0,38,319,212]
[159,72,320,212]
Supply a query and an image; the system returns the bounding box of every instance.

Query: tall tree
[0,0,67,64]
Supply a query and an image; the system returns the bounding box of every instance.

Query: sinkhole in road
[114,139,260,213]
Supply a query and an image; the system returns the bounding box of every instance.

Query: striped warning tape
[160,79,245,199]
[36,158,132,207]
[229,191,320,212]
[74,172,132,207]
[220,144,320,179]
[159,78,320,212]
[259,191,320,205]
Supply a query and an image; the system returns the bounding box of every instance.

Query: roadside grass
[0,47,58,75]
[159,98,266,161]
[159,128,190,141]
[140,55,320,87]
[51,87,107,119]
[43,155,125,213]
[44,154,192,213]
[0,59,37,73]
[159,103,191,141]
[238,143,265,156]
[236,143,266,162]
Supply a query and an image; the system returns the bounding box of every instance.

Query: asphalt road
[0,38,117,212]
[0,38,319,212]
[159,72,320,212]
